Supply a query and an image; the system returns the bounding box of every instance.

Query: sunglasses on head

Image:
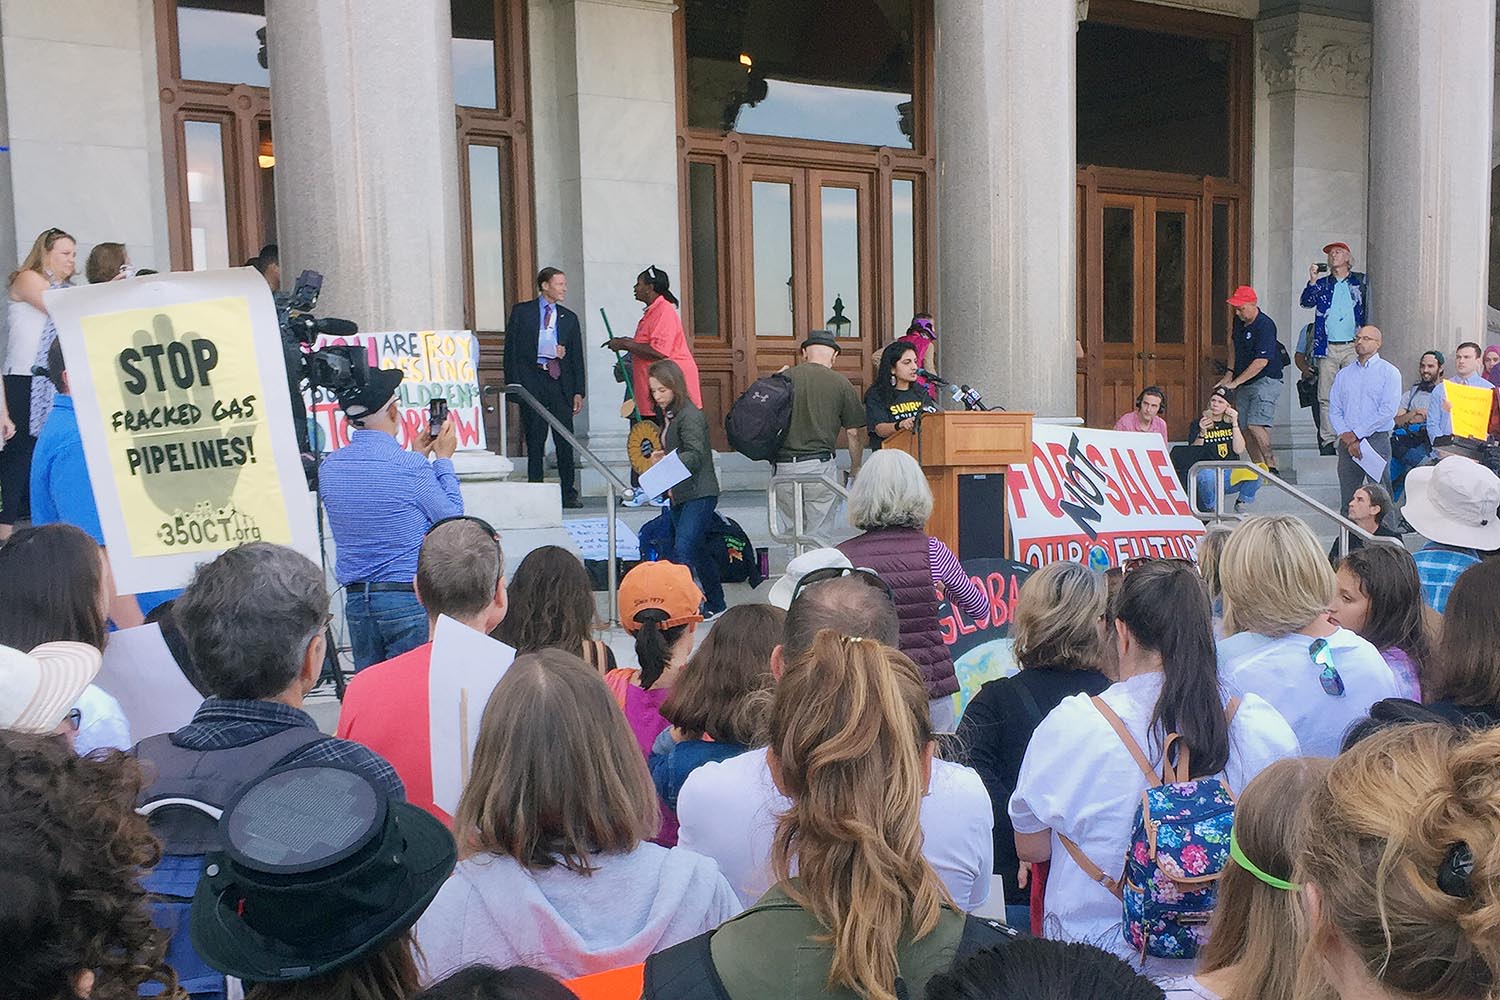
[790,565,894,605]
[1310,637,1344,697]
[1122,556,1196,575]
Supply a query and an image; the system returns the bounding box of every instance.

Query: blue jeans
[1389,441,1431,502]
[670,495,725,613]
[345,589,428,671]
[1196,467,1261,512]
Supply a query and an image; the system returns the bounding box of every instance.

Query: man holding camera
[1300,240,1369,455]
[320,366,462,671]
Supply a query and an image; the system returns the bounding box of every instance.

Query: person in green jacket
[648,359,724,617]
[646,626,1010,999]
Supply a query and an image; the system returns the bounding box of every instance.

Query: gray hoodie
[415,843,742,981]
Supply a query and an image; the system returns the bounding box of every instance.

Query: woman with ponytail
[604,265,702,420]
[643,629,1013,999]
[1296,723,1500,1000]
[608,561,703,757]
[1008,559,1297,972]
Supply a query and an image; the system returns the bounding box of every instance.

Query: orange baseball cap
[1322,241,1351,255]
[619,560,704,631]
[1226,285,1258,307]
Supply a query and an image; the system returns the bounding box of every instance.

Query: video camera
[273,269,364,453]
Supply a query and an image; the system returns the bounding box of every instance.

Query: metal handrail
[1188,459,1384,557]
[503,382,631,626]
[768,467,852,557]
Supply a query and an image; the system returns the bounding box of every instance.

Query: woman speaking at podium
[865,341,935,449]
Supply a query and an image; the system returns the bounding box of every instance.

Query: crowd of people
[10,222,1500,1000]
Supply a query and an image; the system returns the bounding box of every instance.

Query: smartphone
[1313,262,1329,274]
[428,397,448,439]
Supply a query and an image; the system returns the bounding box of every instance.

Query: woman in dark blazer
[647,359,724,617]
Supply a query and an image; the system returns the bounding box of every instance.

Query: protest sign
[428,615,516,820]
[938,557,1032,717]
[564,517,642,561]
[307,331,487,451]
[45,269,318,594]
[1445,379,1496,441]
[93,622,204,740]
[1006,425,1205,568]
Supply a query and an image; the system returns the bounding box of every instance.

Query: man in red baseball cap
[1300,240,1368,455]
[1216,285,1284,489]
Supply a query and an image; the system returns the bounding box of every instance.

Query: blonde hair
[1195,525,1232,606]
[10,226,74,286]
[1297,724,1500,1000]
[1219,515,1335,637]
[1012,560,1106,671]
[454,649,659,872]
[1197,757,1331,1000]
[848,448,934,531]
[769,630,951,1000]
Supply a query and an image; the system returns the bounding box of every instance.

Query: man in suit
[504,267,586,506]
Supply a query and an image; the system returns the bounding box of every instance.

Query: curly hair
[491,546,600,657]
[0,732,179,1000]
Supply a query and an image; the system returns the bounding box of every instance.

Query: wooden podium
[884,411,1034,560]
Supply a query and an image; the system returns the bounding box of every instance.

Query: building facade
[1,0,1495,477]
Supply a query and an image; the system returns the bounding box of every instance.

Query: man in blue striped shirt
[320,366,463,669]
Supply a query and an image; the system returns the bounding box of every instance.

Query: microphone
[951,384,988,411]
[916,367,949,386]
[311,317,359,337]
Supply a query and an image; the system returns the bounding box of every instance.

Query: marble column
[529,0,680,492]
[933,0,1077,419]
[265,0,466,331]
[1256,9,1371,469]
[1367,0,1497,378]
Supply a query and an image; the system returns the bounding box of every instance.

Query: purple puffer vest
[838,527,957,698]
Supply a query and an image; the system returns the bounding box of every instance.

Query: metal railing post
[1186,459,1383,549]
[606,485,619,627]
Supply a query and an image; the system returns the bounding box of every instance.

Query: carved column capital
[1259,12,1372,98]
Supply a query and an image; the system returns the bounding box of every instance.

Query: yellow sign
[1445,379,1495,441]
[79,296,291,557]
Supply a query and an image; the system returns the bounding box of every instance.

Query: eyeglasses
[1310,637,1344,697]
[790,565,894,605]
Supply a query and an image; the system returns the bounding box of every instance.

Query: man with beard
[1389,350,1443,501]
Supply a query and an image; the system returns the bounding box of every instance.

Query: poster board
[45,268,318,594]
[93,622,204,740]
[307,331,487,451]
[428,615,516,820]
[1445,380,1496,441]
[939,557,1033,718]
[1006,425,1205,568]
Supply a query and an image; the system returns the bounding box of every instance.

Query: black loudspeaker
[957,473,1008,561]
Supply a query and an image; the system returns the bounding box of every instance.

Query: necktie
[542,302,560,379]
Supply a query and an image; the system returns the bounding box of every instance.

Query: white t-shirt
[1159,976,1223,999]
[1007,672,1298,973]
[676,745,994,910]
[1217,627,1398,757]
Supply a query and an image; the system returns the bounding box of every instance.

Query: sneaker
[649,495,670,507]
[621,488,652,507]
[1234,497,1253,514]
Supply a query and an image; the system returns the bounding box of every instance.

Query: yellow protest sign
[1445,379,1495,441]
[78,295,290,557]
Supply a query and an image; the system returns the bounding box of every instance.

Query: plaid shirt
[169,697,405,800]
[1413,544,1482,614]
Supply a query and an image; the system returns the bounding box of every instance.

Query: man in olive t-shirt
[775,330,864,545]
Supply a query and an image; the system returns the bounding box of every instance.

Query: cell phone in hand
[1314,262,1329,274]
[429,397,448,439]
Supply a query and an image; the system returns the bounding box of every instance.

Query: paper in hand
[428,615,516,819]
[1354,439,1387,484]
[93,622,204,740]
[638,449,692,500]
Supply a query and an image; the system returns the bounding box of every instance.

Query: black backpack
[725,372,794,462]
[707,513,764,587]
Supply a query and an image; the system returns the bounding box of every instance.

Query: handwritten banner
[1006,425,1205,569]
[307,331,488,451]
[939,557,1033,717]
[45,269,317,594]
[1445,379,1496,441]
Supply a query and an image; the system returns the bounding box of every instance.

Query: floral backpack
[1058,695,1240,961]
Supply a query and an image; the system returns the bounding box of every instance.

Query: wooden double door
[1080,188,1202,437]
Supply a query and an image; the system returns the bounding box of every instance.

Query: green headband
[1230,827,1300,892]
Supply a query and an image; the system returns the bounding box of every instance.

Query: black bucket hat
[190,762,455,983]
[336,366,404,420]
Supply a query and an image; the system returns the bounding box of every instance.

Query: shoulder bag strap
[604,669,634,711]
[1057,833,1123,899]
[1012,673,1048,729]
[1163,697,1242,785]
[1089,696,1160,787]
